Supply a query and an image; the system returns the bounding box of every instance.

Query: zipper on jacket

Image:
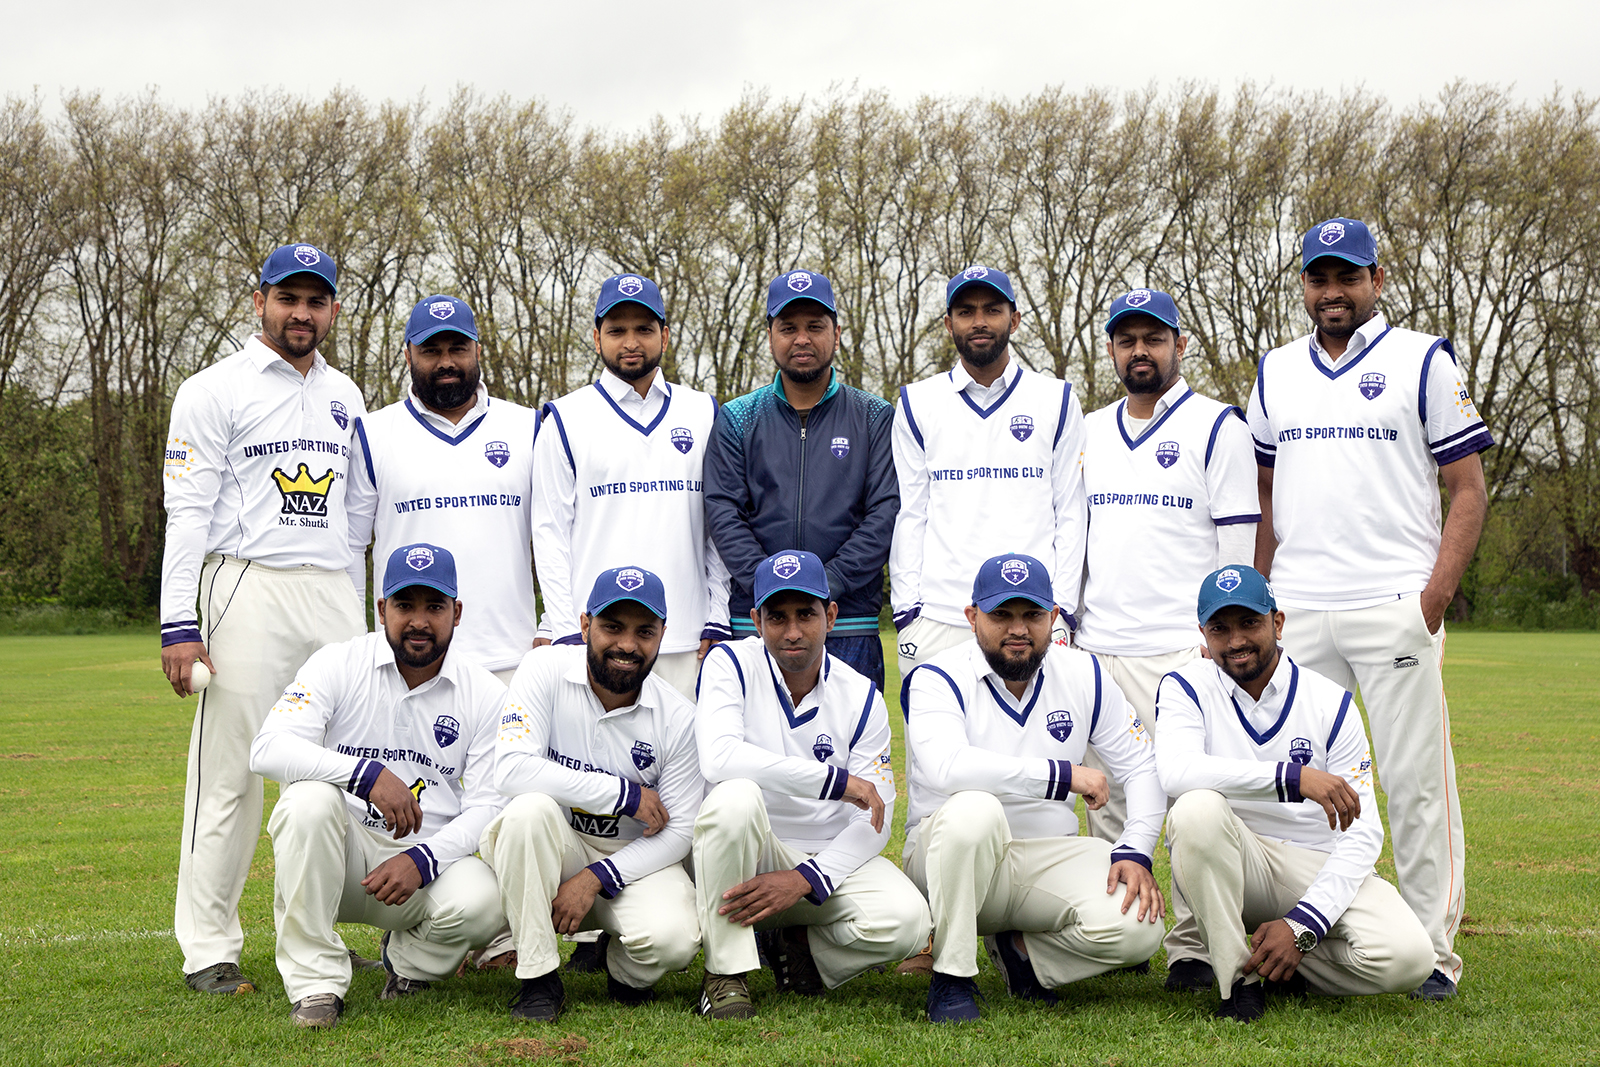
[796,417,807,550]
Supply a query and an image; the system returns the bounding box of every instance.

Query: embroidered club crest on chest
[1289,737,1313,765]
[670,427,694,454]
[1047,709,1073,742]
[1156,441,1180,468]
[812,733,835,761]
[1359,372,1386,400]
[1010,415,1034,442]
[433,715,460,747]
[485,440,510,468]
[831,436,849,458]
[631,740,655,770]
[329,401,348,430]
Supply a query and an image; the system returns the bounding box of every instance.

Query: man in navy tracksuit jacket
[704,270,899,690]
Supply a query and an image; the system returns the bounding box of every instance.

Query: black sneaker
[607,972,656,1006]
[1214,977,1266,1022]
[379,931,431,1000]
[1409,969,1458,1001]
[696,971,755,1019]
[1164,957,1216,993]
[184,962,256,995]
[758,927,824,995]
[510,970,566,1022]
[927,971,982,1024]
[566,933,609,973]
[983,933,1058,1005]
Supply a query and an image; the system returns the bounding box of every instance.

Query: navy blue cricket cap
[1301,217,1378,272]
[766,270,837,319]
[971,553,1055,613]
[595,273,666,323]
[753,550,831,608]
[1196,565,1277,623]
[405,295,479,346]
[1105,288,1180,335]
[260,243,338,295]
[587,566,669,621]
[945,265,1016,309]
[383,543,458,599]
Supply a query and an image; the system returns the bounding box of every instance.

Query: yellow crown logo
[273,464,336,517]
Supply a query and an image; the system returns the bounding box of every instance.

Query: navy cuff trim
[403,844,438,887]
[161,625,203,647]
[618,778,642,817]
[1432,431,1494,467]
[588,859,625,899]
[1213,512,1262,527]
[1110,847,1153,872]
[893,605,921,630]
[349,759,384,800]
[1286,902,1329,942]
[796,860,833,905]
[1285,762,1303,804]
[1046,759,1073,801]
[1254,447,1276,468]
[821,767,849,801]
[700,624,732,641]
[553,633,584,647]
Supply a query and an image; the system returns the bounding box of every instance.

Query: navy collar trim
[404,398,488,445]
[1117,387,1195,449]
[954,366,1025,419]
[1308,325,1393,381]
[764,647,831,730]
[1230,657,1298,746]
[981,666,1045,728]
[592,379,672,436]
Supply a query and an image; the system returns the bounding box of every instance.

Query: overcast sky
[8,1,1594,131]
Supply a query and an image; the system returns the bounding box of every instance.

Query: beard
[605,350,663,383]
[980,639,1048,684]
[386,626,450,670]
[587,642,658,698]
[413,360,481,411]
[1218,643,1277,687]
[954,325,1011,369]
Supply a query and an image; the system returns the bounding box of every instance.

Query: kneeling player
[903,553,1165,1023]
[480,567,703,1022]
[250,544,508,1029]
[1155,566,1433,1021]
[693,550,931,1018]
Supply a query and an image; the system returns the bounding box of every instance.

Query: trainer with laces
[692,551,931,1018]
[902,554,1167,1024]
[249,544,509,1029]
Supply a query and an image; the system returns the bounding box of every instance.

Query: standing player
[533,273,730,698]
[692,551,930,1019]
[347,294,539,684]
[1076,288,1259,984]
[1156,566,1433,1020]
[1249,217,1493,999]
[704,269,899,691]
[480,567,704,1022]
[160,243,367,994]
[890,266,1086,679]
[249,544,508,1028]
[901,554,1165,1023]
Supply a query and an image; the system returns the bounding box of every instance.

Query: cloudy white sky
[8,0,1593,130]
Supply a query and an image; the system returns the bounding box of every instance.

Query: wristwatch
[1284,918,1317,953]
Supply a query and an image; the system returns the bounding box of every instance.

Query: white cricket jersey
[1155,653,1379,942]
[890,359,1087,628]
[248,631,506,886]
[347,386,539,671]
[1247,313,1494,610]
[160,337,366,645]
[533,371,731,653]
[696,636,896,903]
[1078,381,1260,656]
[902,640,1162,866]
[495,645,704,897]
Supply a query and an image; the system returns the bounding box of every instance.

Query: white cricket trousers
[1079,646,1205,964]
[1281,593,1463,981]
[1167,789,1434,999]
[895,617,973,680]
[651,650,703,702]
[267,781,504,1002]
[175,555,364,974]
[693,779,931,987]
[903,791,1163,985]
[478,793,700,988]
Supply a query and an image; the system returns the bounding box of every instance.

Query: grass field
[2,632,1597,1066]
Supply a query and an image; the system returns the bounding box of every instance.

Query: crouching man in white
[1156,565,1433,1022]
[903,552,1165,1024]
[693,550,931,1019]
[479,566,703,1023]
[250,543,508,1029]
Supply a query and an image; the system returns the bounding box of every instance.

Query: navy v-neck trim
[1308,325,1393,381]
[1117,388,1194,449]
[765,647,830,730]
[592,379,672,436]
[981,666,1045,728]
[1230,658,1299,746]
[405,398,488,445]
[955,368,1025,419]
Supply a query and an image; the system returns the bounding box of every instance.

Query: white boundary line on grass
[0,928,173,947]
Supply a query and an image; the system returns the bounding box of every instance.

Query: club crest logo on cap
[772,554,802,580]
[1010,415,1034,442]
[812,734,835,762]
[616,568,645,592]
[1156,441,1180,468]
[406,546,435,571]
[670,427,694,454]
[427,300,454,319]
[831,436,850,458]
[963,266,989,280]
[1359,372,1386,400]
[631,740,655,770]
[787,271,812,292]
[1319,222,1346,246]
[293,245,321,265]
[1215,568,1242,592]
[618,275,644,296]
[1001,558,1030,586]
[1125,289,1152,307]
[1289,737,1313,765]
[329,400,348,430]
[1047,709,1073,742]
[433,715,460,747]
[485,440,510,468]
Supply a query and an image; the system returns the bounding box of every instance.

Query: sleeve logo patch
[165,437,195,478]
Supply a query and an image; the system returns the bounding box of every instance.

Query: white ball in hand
[191,661,212,692]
